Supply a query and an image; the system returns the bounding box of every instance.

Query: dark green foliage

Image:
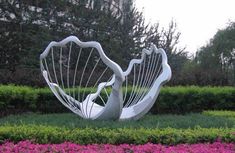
[0,85,234,116]
[0,125,234,144]
[193,22,235,86]
[0,0,187,86]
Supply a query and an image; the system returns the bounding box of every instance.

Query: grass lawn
[0,111,234,129]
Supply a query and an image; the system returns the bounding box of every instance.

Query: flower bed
[0,141,234,153]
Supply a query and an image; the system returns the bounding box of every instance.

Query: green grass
[203,110,235,118]
[0,111,234,129]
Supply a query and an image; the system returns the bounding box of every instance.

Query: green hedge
[154,86,235,114]
[0,85,235,115]
[0,85,38,116]
[0,125,234,144]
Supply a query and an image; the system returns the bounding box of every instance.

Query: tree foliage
[0,0,186,86]
[194,22,235,85]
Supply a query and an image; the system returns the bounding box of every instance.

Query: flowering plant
[0,140,234,153]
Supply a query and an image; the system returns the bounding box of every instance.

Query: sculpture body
[40,36,171,120]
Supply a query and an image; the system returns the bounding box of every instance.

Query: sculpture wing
[120,45,171,120]
[40,36,123,120]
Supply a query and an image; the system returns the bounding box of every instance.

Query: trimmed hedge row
[0,85,235,115]
[154,86,235,114]
[0,85,38,116]
[0,125,234,144]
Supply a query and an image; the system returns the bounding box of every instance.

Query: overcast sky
[135,0,235,54]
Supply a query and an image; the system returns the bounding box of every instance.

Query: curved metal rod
[40,36,124,81]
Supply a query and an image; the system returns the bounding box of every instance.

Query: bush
[0,125,234,144]
[153,86,235,114]
[0,85,234,115]
[0,85,38,116]
[35,88,67,113]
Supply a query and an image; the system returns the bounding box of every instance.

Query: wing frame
[40,36,124,120]
[119,44,172,120]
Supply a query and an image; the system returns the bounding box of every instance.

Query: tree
[0,0,187,86]
[144,21,188,85]
[195,21,235,85]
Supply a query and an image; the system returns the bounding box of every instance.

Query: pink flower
[0,141,234,153]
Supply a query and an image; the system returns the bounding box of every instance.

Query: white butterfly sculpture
[40,36,171,120]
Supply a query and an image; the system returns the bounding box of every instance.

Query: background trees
[0,0,186,86]
[1,0,234,86]
[194,22,235,86]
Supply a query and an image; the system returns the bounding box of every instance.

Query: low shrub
[34,88,66,113]
[0,85,234,115]
[0,85,38,116]
[0,125,234,144]
[153,86,235,114]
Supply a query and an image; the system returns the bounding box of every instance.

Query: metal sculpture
[40,36,171,120]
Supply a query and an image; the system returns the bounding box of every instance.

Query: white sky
[135,0,235,54]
